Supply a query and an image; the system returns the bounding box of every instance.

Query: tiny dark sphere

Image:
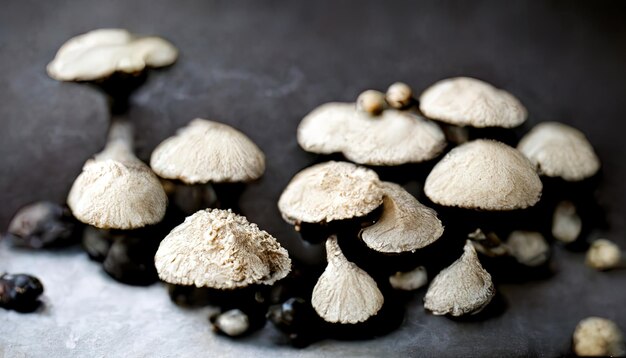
[0,273,44,313]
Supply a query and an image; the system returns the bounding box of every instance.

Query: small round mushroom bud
[0,273,44,312]
[103,236,160,286]
[356,90,386,115]
[213,309,250,337]
[386,82,413,109]
[552,201,582,243]
[6,201,79,248]
[586,239,622,271]
[424,240,495,316]
[506,231,550,267]
[389,266,428,291]
[468,228,508,257]
[312,236,383,324]
[573,317,625,357]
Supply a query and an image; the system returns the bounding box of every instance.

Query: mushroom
[424,240,495,316]
[311,236,384,323]
[47,28,178,82]
[297,103,446,166]
[468,228,508,257]
[212,309,250,337]
[424,139,542,210]
[389,266,428,291]
[278,161,383,226]
[356,90,387,115]
[67,118,167,229]
[506,231,550,267]
[573,317,625,357]
[154,209,291,289]
[385,82,414,109]
[419,77,527,128]
[360,182,444,253]
[552,201,582,243]
[6,201,80,248]
[0,273,44,313]
[586,239,622,271]
[517,122,600,181]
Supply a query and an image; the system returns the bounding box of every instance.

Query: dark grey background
[1,1,626,357]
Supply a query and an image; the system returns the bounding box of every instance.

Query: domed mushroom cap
[154,209,291,289]
[573,317,625,357]
[67,159,167,229]
[150,119,265,184]
[361,182,444,253]
[419,77,527,128]
[312,236,384,324]
[517,122,600,181]
[297,103,446,166]
[424,139,542,210]
[424,240,495,316]
[278,161,384,224]
[47,28,178,81]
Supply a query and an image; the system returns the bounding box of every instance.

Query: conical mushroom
[424,139,542,210]
[424,240,495,316]
[360,182,444,253]
[311,236,383,323]
[154,209,291,289]
[419,77,527,128]
[517,122,600,181]
[67,119,167,229]
[278,161,384,225]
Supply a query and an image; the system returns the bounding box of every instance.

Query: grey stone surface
[1,0,626,357]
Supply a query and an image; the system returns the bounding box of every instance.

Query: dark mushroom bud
[0,273,44,312]
[356,90,386,115]
[6,201,80,249]
[103,235,160,286]
[81,226,112,262]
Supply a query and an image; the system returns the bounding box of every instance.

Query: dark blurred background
[1,1,626,356]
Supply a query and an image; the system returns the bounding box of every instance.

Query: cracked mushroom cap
[424,139,542,210]
[360,182,444,253]
[311,236,384,324]
[419,77,527,128]
[278,161,384,224]
[47,28,178,82]
[67,158,167,230]
[150,119,265,184]
[297,103,446,166]
[154,209,291,289]
[424,240,495,316]
[517,122,600,181]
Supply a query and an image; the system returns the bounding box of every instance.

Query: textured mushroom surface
[389,266,428,291]
[278,161,384,224]
[573,317,625,357]
[154,209,291,289]
[297,103,446,165]
[47,28,178,81]
[150,118,265,184]
[517,122,600,181]
[361,182,443,253]
[506,231,550,267]
[419,77,527,128]
[424,240,495,316]
[586,239,622,271]
[311,236,384,323]
[424,140,542,210]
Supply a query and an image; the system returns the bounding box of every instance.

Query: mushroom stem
[325,236,347,267]
[96,117,136,162]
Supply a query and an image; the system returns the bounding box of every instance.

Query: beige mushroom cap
[419,77,527,128]
[297,103,446,166]
[47,28,178,82]
[424,240,495,316]
[312,236,384,323]
[389,266,428,291]
[517,121,600,181]
[361,182,444,253]
[278,161,384,224]
[506,231,550,267]
[424,139,542,210]
[154,209,291,289]
[573,317,625,357]
[586,239,622,271]
[150,119,266,184]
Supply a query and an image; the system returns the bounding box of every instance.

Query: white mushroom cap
[506,231,550,267]
[361,182,444,253]
[356,90,387,115]
[586,239,622,271]
[517,122,600,181]
[389,266,428,291]
[47,28,178,81]
[150,119,265,184]
[424,139,542,210]
[214,309,249,337]
[419,77,527,128]
[311,236,384,324]
[573,317,625,357]
[386,82,413,109]
[552,201,582,243]
[278,161,384,224]
[154,209,291,289]
[297,103,446,166]
[424,240,495,316]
